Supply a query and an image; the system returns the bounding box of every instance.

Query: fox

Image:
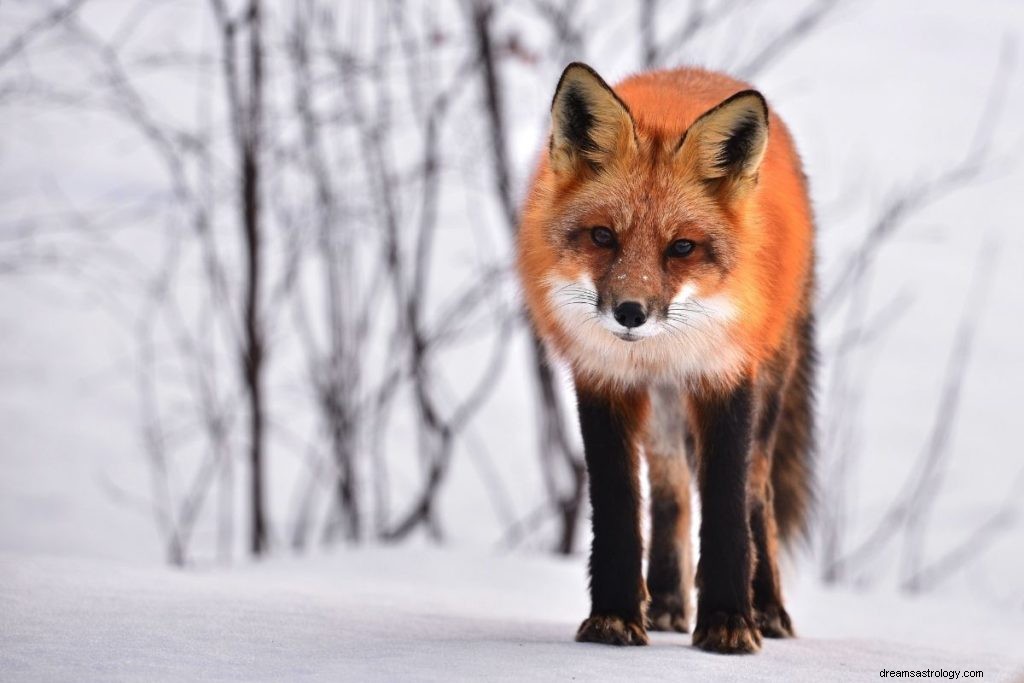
[516,63,815,654]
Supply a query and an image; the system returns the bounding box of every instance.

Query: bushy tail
[771,314,816,546]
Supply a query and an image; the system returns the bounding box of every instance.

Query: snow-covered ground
[3,547,1022,681]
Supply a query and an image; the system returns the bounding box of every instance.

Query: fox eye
[668,239,695,257]
[591,226,616,248]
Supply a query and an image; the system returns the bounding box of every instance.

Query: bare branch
[0,0,90,68]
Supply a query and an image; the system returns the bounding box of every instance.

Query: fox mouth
[614,331,642,342]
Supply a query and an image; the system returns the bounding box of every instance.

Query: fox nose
[613,301,647,328]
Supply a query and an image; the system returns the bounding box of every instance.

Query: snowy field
[3,0,1024,680]
[3,547,1023,681]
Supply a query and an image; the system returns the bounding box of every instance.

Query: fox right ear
[549,63,637,175]
[677,90,769,197]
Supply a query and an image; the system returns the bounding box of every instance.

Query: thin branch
[0,0,90,68]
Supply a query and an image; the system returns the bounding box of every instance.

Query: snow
[2,547,1022,681]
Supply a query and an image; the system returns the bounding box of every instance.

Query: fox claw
[693,611,761,654]
[647,602,689,633]
[755,604,795,638]
[576,614,649,646]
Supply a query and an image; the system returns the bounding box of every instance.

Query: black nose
[613,301,647,329]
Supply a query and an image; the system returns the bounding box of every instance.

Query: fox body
[517,64,815,653]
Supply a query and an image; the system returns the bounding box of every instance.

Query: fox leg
[690,380,761,654]
[574,382,649,646]
[749,379,795,637]
[749,466,793,637]
[644,384,693,633]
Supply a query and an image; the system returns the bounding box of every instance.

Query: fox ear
[677,90,769,196]
[549,62,636,175]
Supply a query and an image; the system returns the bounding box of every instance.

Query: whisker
[660,320,687,338]
[569,313,606,333]
[664,314,698,330]
[553,298,599,310]
[554,283,583,294]
[668,303,710,319]
[553,284,599,301]
[679,300,712,317]
[561,285,598,296]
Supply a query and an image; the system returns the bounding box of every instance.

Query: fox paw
[576,614,649,646]
[692,611,761,654]
[755,604,794,638]
[647,600,689,633]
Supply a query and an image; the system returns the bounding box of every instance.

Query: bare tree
[284,0,363,544]
[818,39,1017,586]
[469,0,592,555]
[210,0,269,557]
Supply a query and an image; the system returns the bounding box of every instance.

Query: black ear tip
[732,89,769,123]
[555,62,602,91]
[552,62,611,111]
[562,61,598,78]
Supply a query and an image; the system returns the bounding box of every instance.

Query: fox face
[523,64,772,388]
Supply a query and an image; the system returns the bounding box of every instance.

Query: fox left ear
[677,90,769,196]
[549,63,637,175]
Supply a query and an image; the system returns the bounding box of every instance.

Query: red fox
[517,63,815,653]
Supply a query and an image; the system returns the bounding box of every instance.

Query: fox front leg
[690,381,762,654]
[574,383,649,646]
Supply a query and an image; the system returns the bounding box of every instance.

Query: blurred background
[1,0,1022,609]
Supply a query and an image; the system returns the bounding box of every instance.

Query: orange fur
[518,66,814,391]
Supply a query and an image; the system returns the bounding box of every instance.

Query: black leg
[690,380,761,654]
[574,384,648,646]
[749,379,794,638]
[646,474,693,633]
[749,481,793,638]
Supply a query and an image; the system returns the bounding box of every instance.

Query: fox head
[520,63,776,386]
